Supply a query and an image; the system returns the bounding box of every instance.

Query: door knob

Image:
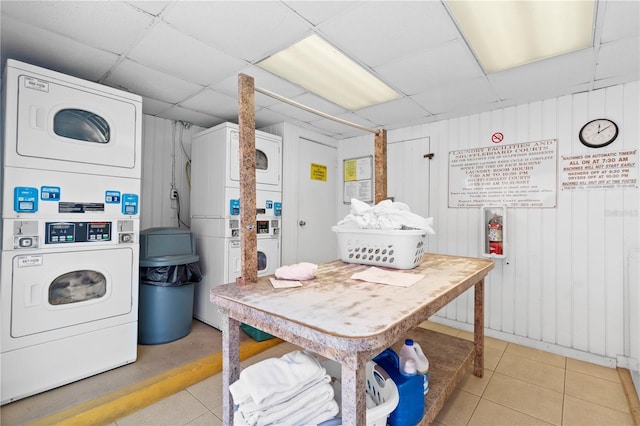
[298,220,306,226]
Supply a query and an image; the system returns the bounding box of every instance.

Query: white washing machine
[1,216,139,404]
[0,60,142,404]
[191,217,281,329]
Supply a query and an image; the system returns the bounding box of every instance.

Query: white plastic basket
[332,226,427,270]
[319,359,399,426]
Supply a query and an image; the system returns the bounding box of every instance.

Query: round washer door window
[54,109,111,143]
[49,270,107,305]
[257,251,267,272]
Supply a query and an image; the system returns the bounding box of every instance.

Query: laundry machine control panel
[46,222,112,244]
[226,218,280,238]
[3,219,138,250]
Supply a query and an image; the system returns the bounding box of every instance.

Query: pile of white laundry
[230,350,339,426]
[335,198,435,234]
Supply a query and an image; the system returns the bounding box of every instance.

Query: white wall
[338,81,640,366]
[140,115,204,231]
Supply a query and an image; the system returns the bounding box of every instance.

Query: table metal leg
[474,278,484,377]
[222,313,240,425]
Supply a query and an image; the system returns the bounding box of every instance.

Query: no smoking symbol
[491,132,504,144]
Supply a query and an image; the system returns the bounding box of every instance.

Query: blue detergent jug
[373,348,424,426]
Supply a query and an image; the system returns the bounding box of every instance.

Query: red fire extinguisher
[488,213,503,255]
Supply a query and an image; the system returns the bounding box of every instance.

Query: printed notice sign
[343,156,373,203]
[560,149,638,190]
[449,139,557,208]
[344,157,372,182]
[310,163,327,181]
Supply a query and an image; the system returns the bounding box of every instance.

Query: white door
[296,138,337,264]
[387,137,431,218]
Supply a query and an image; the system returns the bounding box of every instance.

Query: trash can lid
[140,227,198,266]
[139,253,199,267]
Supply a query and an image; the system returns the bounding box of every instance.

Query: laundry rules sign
[448,139,557,208]
[560,149,638,190]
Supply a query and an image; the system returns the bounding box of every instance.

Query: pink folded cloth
[275,262,318,280]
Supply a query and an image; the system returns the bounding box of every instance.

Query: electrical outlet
[170,189,178,200]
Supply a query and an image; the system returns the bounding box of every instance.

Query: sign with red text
[560,149,638,190]
[449,139,557,208]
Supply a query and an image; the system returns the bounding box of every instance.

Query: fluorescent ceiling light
[258,34,400,110]
[446,0,595,74]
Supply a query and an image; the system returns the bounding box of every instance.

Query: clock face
[579,119,618,148]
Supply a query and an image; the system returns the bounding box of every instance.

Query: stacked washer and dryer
[0,60,142,403]
[190,123,282,330]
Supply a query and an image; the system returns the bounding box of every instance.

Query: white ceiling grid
[0,0,637,138]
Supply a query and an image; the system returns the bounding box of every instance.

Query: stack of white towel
[230,350,339,426]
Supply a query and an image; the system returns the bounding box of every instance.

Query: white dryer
[191,122,282,218]
[2,59,142,178]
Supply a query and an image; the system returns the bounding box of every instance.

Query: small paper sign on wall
[310,163,327,181]
[343,156,373,203]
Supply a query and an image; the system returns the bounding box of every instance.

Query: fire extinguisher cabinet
[481,206,506,259]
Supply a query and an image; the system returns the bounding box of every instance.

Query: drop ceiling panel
[283,1,361,26]
[318,1,459,69]
[104,59,202,103]
[209,65,306,101]
[179,88,239,118]
[162,1,312,61]
[265,98,326,123]
[596,37,640,81]
[289,93,349,117]
[488,49,595,101]
[159,104,224,128]
[0,17,119,81]
[127,22,246,85]
[354,98,430,128]
[411,77,499,115]
[255,107,307,130]
[307,113,378,138]
[1,1,154,54]
[600,0,640,42]
[140,96,173,116]
[374,40,483,95]
[129,1,171,17]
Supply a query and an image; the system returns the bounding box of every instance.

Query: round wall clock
[579,118,619,148]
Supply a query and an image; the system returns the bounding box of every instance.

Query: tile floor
[0,320,230,425]
[111,321,635,426]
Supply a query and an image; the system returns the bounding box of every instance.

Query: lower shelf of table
[390,328,475,425]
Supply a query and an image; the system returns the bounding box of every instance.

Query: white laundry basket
[319,358,399,426]
[332,226,427,270]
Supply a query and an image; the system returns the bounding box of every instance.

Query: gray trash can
[138,227,202,345]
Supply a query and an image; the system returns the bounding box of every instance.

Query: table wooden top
[211,253,494,340]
